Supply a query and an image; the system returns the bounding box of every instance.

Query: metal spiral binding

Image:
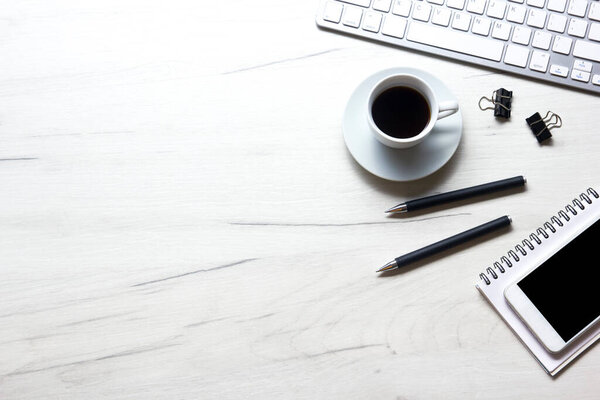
[479,188,598,285]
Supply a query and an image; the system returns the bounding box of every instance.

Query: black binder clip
[478,88,512,119]
[526,111,562,143]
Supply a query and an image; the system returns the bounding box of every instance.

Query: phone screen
[517,217,600,342]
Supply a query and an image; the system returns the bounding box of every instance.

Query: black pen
[385,176,526,214]
[377,215,512,272]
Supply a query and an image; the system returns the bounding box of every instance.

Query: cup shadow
[345,134,464,199]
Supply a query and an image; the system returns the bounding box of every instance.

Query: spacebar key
[406,22,504,62]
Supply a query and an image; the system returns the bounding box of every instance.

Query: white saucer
[343,67,462,182]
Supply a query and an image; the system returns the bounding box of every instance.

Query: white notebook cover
[476,188,600,376]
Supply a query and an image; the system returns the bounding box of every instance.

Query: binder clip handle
[526,111,562,143]
[478,88,512,119]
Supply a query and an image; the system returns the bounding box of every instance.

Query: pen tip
[376,260,397,273]
[385,203,408,214]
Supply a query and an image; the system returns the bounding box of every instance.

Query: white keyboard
[316,0,600,94]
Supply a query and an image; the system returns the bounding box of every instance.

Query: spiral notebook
[476,187,600,376]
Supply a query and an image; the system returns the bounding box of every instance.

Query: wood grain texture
[0,1,599,398]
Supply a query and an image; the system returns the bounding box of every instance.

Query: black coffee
[371,87,430,139]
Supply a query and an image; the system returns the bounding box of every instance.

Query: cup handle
[437,100,459,120]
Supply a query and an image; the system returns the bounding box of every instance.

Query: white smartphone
[504,216,600,353]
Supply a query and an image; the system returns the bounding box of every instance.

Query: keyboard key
[452,12,472,30]
[547,14,567,33]
[447,0,466,9]
[392,0,412,16]
[550,64,569,76]
[507,5,526,23]
[553,36,573,54]
[413,3,432,21]
[342,6,363,27]
[573,59,592,72]
[472,16,492,35]
[567,0,587,17]
[373,0,392,11]
[512,26,532,44]
[318,0,600,94]
[363,11,383,31]
[571,69,590,82]
[339,0,371,6]
[573,39,600,62]
[529,51,550,71]
[590,2,600,22]
[382,15,408,38]
[432,7,453,26]
[526,0,545,8]
[466,0,487,14]
[527,9,547,28]
[567,18,588,38]
[407,21,504,60]
[505,44,530,67]
[487,0,507,18]
[492,21,512,40]
[547,0,567,12]
[323,1,344,23]
[532,31,552,49]
[589,23,600,42]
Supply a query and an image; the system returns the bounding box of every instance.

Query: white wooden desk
[1,1,599,398]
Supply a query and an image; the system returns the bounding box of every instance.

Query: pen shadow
[376,224,513,278]
[386,185,527,219]
[343,139,528,214]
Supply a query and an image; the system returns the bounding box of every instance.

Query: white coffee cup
[367,74,459,149]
